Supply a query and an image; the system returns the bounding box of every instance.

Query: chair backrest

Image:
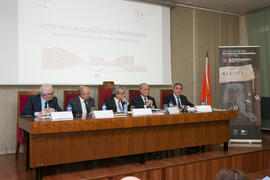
[17,91,39,121]
[129,90,140,105]
[63,90,79,110]
[98,81,115,109]
[160,89,173,108]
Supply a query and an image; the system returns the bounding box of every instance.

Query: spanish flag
[200,53,212,105]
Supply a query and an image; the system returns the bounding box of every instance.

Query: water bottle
[46,103,50,118]
[201,101,205,105]
[123,103,128,114]
[102,103,107,110]
[169,101,173,107]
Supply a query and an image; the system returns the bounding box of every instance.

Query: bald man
[67,86,95,116]
[21,84,62,116]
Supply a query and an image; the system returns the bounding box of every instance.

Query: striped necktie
[144,97,147,104]
[118,100,123,112]
[177,96,182,107]
[84,100,90,114]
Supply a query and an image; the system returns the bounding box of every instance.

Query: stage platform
[1,132,270,180]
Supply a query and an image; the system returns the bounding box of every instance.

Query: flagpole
[205,50,209,105]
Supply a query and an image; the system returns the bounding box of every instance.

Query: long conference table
[19,110,237,180]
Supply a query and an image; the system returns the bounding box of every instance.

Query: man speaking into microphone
[163,83,193,109]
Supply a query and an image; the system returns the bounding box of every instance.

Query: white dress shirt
[114,97,123,112]
[173,93,182,107]
[34,97,49,117]
[79,96,87,115]
[141,95,148,108]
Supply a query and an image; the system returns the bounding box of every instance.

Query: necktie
[84,100,90,114]
[177,96,182,107]
[118,100,123,112]
[45,102,48,109]
[144,97,147,105]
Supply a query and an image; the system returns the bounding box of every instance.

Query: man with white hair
[132,83,157,109]
[21,84,62,116]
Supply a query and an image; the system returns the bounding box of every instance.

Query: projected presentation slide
[0,0,171,85]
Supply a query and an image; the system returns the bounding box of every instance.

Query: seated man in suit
[67,86,95,116]
[132,83,157,109]
[103,86,129,112]
[163,83,194,109]
[21,84,62,116]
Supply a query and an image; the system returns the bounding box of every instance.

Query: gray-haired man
[103,86,129,112]
[21,84,62,116]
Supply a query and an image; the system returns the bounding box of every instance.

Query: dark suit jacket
[132,95,157,109]
[103,97,130,112]
[21,94,62,116]
[68,96,95,116]
[163,93,194,107]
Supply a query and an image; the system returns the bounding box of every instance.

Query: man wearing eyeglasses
[21,84,62,116]
[103,86,129,112]
[163,83,193,109]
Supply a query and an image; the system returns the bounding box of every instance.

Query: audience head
[173,82,183,96]
[40,84,54,101]
[78,86,90,100]
[121,176,141,180]
[216,169,249,180]
[139,83,150,97]
[112,86,125,100]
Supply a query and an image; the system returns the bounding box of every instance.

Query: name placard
[93,110,114,119]
[195,105,212,113]
[51,111,74,121]
[187,106,196,112]
[167,107,180,114]
[132,108,152,117]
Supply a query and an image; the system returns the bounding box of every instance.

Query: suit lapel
[76,96,82,114]
[180,95,185,105]
[140,96,145,106]
[37,94,42,111]
[48,98,54,109]
[170,94,177,105]
[112,97,117,112]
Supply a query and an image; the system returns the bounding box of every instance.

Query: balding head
[78,86,90,100]
[40,84,54,101]
[121,176,141,180]
[139,83,150,97]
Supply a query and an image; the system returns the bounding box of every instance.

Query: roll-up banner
[219,46,261,143]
